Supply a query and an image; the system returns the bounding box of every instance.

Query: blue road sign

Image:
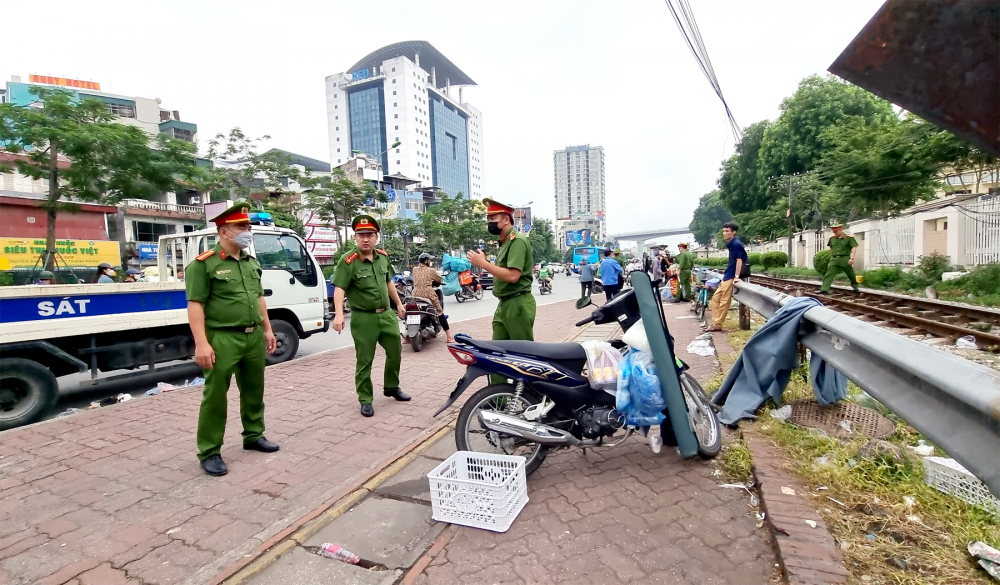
[386,188,397,203]
[523,223,532,233]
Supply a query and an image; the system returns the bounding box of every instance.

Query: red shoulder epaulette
[376,249,388,256]
[196,250,216,261]
[344,252,358,264]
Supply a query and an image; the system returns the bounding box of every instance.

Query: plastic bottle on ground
[318,543,360,564]
[649,432,663,454]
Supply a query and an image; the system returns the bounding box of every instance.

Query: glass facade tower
[348,85,388,171]
[429,97,470,198]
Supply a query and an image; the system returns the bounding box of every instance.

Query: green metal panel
[630,271,698,458]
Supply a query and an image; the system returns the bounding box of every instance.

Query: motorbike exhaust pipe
[477,411,580,446]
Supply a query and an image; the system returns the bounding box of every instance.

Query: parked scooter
[454,271,483,303]
[434,274,721,476]
[404,284,444,352]
[393,272,414,298]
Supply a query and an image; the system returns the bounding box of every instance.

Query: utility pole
[786,175,794,267]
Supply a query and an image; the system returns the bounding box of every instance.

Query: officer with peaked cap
[332,214,410,417]
[185,201,279,477]
[820,222,860,294]
[467,199,535,383]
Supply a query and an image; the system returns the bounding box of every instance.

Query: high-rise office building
[554,145,605,251]
[325,41,484,200]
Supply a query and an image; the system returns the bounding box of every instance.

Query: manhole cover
[786,400,895,439]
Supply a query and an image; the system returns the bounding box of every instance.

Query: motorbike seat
[460,337,586,362]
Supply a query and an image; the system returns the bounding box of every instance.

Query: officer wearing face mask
[184,202,279,477]
[467,199,535,382]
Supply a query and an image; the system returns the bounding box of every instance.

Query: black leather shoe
[360,403,374,417]
[385,388,411,401]
[200,455,228,476]
[243,437,280,453]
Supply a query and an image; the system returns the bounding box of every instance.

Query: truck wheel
[266,320,299,366]
[0,358,59,431]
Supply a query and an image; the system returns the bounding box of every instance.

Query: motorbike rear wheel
[679,373,722,458]
[409,331,423,352]
[455,384,550,477]
[455,293,465,303]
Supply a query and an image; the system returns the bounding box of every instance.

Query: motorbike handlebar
[574,315,597,327]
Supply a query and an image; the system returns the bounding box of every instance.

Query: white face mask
[225,228,253,249]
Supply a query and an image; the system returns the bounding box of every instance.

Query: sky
[4,0,886,250]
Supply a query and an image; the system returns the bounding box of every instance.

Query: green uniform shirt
[493,230,533,298]
[333,250,393,311]
[185,244,264,329]
[677,251,694,271]
[828,235,859,258]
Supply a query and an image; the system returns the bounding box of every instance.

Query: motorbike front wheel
[474,288,484,300]
[679,373,722,458]
[455,384,550,477]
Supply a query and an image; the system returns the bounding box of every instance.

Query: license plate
[406,315,422,325]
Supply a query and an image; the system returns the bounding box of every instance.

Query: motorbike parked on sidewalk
[454,270,483,303]
[434,274,722,476]
[404,284,444,352]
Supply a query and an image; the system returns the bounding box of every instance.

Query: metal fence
[866,215,915,265]
[732,281,1000,500]
[963,194,1000,266]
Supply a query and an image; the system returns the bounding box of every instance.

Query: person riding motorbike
[537,261,552,288]
[412,253,455,343]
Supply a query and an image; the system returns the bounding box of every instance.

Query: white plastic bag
[621,319,651,353]
[579,340,623,390]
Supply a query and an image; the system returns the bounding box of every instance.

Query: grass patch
[717,318,1000,583]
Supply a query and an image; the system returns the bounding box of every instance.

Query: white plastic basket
[923,456,1000,514]
[427,451,528,532]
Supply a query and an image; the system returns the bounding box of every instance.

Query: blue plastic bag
[616,350,666,426]
[441,254,472,296]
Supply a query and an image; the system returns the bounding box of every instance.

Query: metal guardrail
[732,280,1000,500]
[121,199,202,214]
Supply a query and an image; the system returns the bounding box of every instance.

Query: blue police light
[249,212,274,226]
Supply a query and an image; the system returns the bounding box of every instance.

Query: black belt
[353,306,390,313]
[498,291,528,302]
[832,255,851,258]
[213,324,258,333]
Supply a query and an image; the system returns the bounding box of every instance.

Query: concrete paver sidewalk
[0,299,589,585]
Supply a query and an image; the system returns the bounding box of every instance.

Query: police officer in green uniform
[332,215,410,417]
[186,202,279,477]
[820,222,861,294]
[467,199,535,384]
[676,242,694,302]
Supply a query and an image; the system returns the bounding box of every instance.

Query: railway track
[749,275,1000,352]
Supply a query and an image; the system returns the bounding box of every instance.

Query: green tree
[718,120,772,214]
[261,200,305,237]
[757,75,894,187]
[815,115,949,218]
[0,87,202,269]
[204,128,310,204]
[380,217,422,269]
[418,193,489,256]
[689,190,733,245]
[527,218,560,262]
[305,168,385,246]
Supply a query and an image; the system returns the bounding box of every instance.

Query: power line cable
[664,0,742,142]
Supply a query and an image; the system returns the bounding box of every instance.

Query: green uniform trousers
[197,328,266,461]
[821,257,859,292]
[351,310,402,404]
[679,269,692,301]
[491,294,536,384]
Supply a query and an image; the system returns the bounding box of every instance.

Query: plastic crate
[427,451,528,532]
[923,456,1000,514]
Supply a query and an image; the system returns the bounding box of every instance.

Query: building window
[337,137,340,141]
[337,148,340,152]
[396,149,399,153]
[397,160,401,164]
[171,128,194,142]
[394,102,397,107]
[394,114,398,119]
[133,222,173,242]
[395,125,398,130]
[392,79,396,84]
[392,67,396,72]
[106,103,136,118]
[335,105,338,109]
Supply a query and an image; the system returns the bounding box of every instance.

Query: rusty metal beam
[829,0,1000,156]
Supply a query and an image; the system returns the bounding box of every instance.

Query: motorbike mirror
[576,296,592,310]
